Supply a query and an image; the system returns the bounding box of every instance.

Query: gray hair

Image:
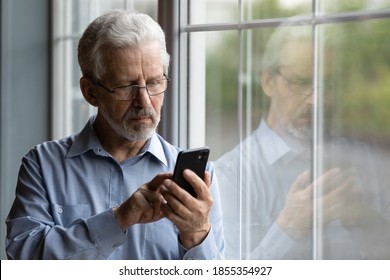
[261,17,312,74]
[78,10,170,81]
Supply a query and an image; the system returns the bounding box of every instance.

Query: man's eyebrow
[113,74,165,86]
[147,74,165,81]
[112,80,137,87]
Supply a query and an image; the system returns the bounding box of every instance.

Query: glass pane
[204,31,239,160]
[244,0,311,20]
[72,0,93,35]
[128,0,158,20]
[70,0,157,34]
[317,0,390,14]
[71,0,125,34]
[242,28,274,134]
[189,0,238,24]
[315,19,390,259]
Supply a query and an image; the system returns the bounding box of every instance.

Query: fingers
[317,168,354,197]
[138,187,165,220]
[159,178,194,218]
[290,170,311,192]
[146,173,172,192]
[314,168,363,226]
[115,174,172,229]
[159,170,213,232]
[116,188,164,229]
[161,169,211,205]
[116,170,212,242]
[183,169,211,198]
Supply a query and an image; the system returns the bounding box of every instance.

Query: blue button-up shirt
[6,117,225,260]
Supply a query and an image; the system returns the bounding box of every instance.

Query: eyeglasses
[96,74,170,101]
[276,69,313,96]
[276,69,334,96]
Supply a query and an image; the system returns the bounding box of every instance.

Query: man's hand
[276,169,313,240]
[277,168,364,241]
[113,173,171,231]
[160,170,213,249]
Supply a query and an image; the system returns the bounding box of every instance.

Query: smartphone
[172,147,210,197]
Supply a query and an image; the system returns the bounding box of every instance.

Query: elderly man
[6,10,224,260]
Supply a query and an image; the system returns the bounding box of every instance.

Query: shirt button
[58,208,63,214]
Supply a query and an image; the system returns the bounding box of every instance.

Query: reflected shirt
[6,116,225,260]
[216,119,390,259]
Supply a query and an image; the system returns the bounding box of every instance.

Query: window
[182,0,390,259]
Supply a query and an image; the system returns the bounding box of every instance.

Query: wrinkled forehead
[100,41,163,73]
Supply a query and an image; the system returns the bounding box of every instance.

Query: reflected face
[95,41,165,141]
[265,41,314,141]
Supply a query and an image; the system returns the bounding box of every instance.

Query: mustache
[127,107,157,120]
[299,107,332,119]
[296,107,312,119]
[300,110,312,119]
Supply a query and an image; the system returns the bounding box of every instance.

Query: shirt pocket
[51,203,91,227]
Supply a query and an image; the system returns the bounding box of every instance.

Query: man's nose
[132,86,151,108]
[303,89,315,106]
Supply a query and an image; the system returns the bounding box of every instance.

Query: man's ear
[80,77,99,107]
[261,69,276,98]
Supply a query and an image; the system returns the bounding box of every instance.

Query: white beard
[286,120,312,140]
[100,106,160,141]
[285,108,313,141]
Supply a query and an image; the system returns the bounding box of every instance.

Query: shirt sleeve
[5,151,126,260]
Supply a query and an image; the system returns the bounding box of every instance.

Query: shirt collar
[138,133,168,166]
[256,119,301,165]
[67,116,168,166]
[67,116,103,158]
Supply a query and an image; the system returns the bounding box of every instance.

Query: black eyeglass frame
[95,74,170,100]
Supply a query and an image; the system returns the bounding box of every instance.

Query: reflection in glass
[215,17,390,259]
[317,19,390,258]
